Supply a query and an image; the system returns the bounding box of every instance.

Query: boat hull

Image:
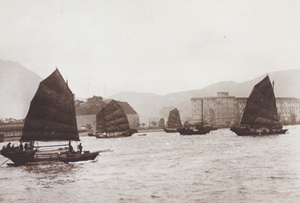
[230,127,288,136]
[96,133,133,138]
[178,128,210,135]
[0,148,99,165]
[163,128,178,133]
[59,151,100,162]
[95,130,137,138]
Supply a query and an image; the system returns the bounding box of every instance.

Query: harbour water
[1,126,300,202]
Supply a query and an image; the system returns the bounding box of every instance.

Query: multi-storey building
[191,92,300,127]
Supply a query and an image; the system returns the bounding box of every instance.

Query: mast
[201,99,204,126]
[271,80,274,126]
[102,105,107,133]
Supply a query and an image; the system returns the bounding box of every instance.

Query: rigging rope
[0,159,10,166]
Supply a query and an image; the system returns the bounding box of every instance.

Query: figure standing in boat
[0,69,100,165]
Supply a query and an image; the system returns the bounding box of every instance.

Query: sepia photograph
[0,0,300,202]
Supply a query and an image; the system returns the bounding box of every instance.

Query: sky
[1,0,300,98]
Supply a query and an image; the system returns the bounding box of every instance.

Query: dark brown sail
[167,108,182,128]
[21,69,79,141]
[240,75,280,127]
[96,100,131,133]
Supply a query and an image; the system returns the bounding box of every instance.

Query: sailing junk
[164,108,182,133]
[230,75,288,136]
[95,100,139,138]
[178,99,211,135]
[0,69,100,165]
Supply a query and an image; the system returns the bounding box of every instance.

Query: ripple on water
[1,126,300,202]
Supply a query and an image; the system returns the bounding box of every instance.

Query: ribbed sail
[21,69,79,141]
[241,76,281,127]
[167,108,182,128]
[96,100,130,133]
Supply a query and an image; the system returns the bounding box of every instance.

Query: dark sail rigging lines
[1,69,100,165]
[21,69,79,141]
[164,108,182,133]
[178,99,212,135]
[230,75,288,136]
[95,100,139,138]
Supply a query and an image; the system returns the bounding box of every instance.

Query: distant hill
[110,69,300,124]
[0,59,42,118]
[75,96,107,115]
[1,59,299,124]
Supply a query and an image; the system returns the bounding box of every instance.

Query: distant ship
[178,99,211,135]
[0,69,100,165]
[95,100,138,138]
[164,108,182,133]
[178,123,211,135]
[230,75,288,136]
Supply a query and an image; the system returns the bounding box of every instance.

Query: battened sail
[96,100,131,133]
[167,108,182,128]
[241,75,281,127]
[21,69,79,141]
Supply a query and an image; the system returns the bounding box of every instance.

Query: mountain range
[0,59,42,118]
[109,70,300,123]
[0,59,299,124]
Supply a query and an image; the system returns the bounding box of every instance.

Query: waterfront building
[191,92,300,127]
[0,123,23,141]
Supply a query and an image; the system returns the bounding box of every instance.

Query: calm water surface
[1,126,300,203]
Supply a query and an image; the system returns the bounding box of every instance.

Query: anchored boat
[178,99,211,135]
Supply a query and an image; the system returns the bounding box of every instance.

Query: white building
[191,92,300,127]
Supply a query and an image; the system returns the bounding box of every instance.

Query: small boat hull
[59,151,100,162]
[230,127,288,136]
[95,130,137,138]
[178,128,210,135]
[163,128,178,133]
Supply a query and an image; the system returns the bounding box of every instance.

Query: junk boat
[1,69,100,165]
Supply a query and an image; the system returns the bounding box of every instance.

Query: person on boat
[29,141,34,150]
[24,143,29,151]
[19,142,23,151]
[7,142,11,149]
[78,143,83,154]
[68,141,75,153]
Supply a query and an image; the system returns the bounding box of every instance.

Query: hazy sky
[1,0,300,98]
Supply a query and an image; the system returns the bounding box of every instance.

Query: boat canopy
[167,108,182,128]
[21,69,80,141]
[241,76,281,127]
[96,100,131,133]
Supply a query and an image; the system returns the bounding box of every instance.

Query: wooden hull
[95,130,137,138]
[230,127,288,136]
[59,151,100,162]
[96,133,133,138]
[163,128,178,133]
[0,148,99,165]
[178,128,210,135]
[209,127,218,131]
